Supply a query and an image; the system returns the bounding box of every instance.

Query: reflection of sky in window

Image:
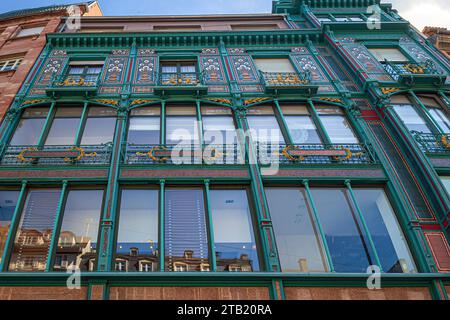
[0,191,19,224]
[116,189,158,255]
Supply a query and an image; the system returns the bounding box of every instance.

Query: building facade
[423,27,450,59]
[0,1,103,121]
[0,0,448,300]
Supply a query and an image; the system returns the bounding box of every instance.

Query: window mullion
[159,180,165,271]
[273,100,294,145]
[46,180,68,272]
[160,101,166,145]
[37,102,56,147]
[0,181,27,272]
[203,180,217,271]
[344,180,384,272]
[74,102,89,146]
[301,180,335,272]
[308,100,332,145]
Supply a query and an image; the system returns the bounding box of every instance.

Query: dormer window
[368,48,409,64]
[66,61,104,85]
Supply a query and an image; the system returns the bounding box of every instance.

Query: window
[393,104,432,133]
[266,187,416,273]
[80,107,117,145]
[368,48,409,63]
[66,61,104,84]
[166,105,199,144]
[440,177,450,195]
[266,188,328,272]
[0,191,20,264]
[9,108,49,146]
[44,107,83,145]
[316,106,358,144]
[53,189,104,272]
[164,188,209,272]
[15,25,44,38]
[0,56,23,72]
[8,189,61,272]
[160,60,198,85]
[253,58,295,73]
[115,189,159,272]
[201,106,237,145]
[247,106,284,143]
[210,189,259,272]
[281,104,321,144]
[127,107,161,145]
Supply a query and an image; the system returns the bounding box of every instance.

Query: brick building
[0,0,448,300]
[423,27,450,59]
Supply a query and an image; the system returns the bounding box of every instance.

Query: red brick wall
[109,286,270,300]
[284,287,432,300]
[0,286,87,300]
[0,13,64,120]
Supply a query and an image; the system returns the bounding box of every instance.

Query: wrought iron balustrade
[1,144,113,166]
[256,143,377,165]
[259,70,318,94]
[123,143,243,165]
[411,131,450,155]
[154,71,207,95]
[45,73,101,97]
[383,59,446,85]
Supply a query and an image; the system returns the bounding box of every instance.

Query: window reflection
[9,189,61,272]
[53,190,103,272]
[45,107,82,145]
[210,189,259,272]
[115,189,159,272]
[266,188,328,272]
[0,191,20,264]
[80,107,117,145]
[247,116,284,143]
[164,188,209,271]
[393,104,432,133]
[9,108,49,146]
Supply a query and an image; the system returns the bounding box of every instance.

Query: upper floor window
[0,191,20,265]
[0,55,24,72]
[127,106,161,145]
[247,105,285,144]
[160,60,198,85]
[166,105,198,144]
[9,108,49,146]
[15,25,44,38]
[253,58,295,73]
[66,61,104,85]
[281,104,321,144]
[368,48,409,63]
[201,106,237,145]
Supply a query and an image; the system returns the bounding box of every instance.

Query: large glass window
[8,189,61,272]
[353,189,416,273]
[316,106,358,144]
[393,104,432,133]
[266,188,327,272]
[202,106,237,145]
[115,189,159,272]
[160,61,198,84]
[165,105,198,144]
[281,105,321,144]
[253,58,295,73]
[210,189,259,272]
[247,106,284,143]
[164,188,209,271]
[368,48,409,63]
[428,108,450,133]
[45,107,83,145]
[127,107,161,145]
[80,107,117,145]
[9,108,48,146]
[0,191,20,264]
[440,176,450,196]
[53,189,104,272]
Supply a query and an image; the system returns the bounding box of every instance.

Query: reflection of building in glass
[53,231,96,271]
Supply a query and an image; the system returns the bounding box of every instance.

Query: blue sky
[1,0,448,29]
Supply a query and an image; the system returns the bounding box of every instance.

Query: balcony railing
[411,131,450,155]
[259,70,319,94]
[256,143,377,165]
[123,144,243,165]
[1,144,113,166]
[45,74,101,97]
[383,60,446,86]
[154,71,208,95]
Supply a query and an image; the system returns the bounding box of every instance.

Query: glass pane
[180,64,196,73]
[87,66,103,74]
[115,189,159,272]
[285,116,321,144]
[280,105,309,115]
[368,48,408,62]
[210,190,259,272]
[45,118,80,145]
[201,106,232,115]
[53,190,103,272]
[88,107,117,117]
[320,115,358,144]
[166,105,197,116]
[9,118,46,146]
[353,189,416,273]
[393,105,431,133]
[311,188,371,273]
[54,107,83,117]
[164,189,209,271]
[440,176,450,195]
[131,106,160,116]
[0,191,20,264]
[17,26,44,37]
[247,106,274,115]
[203,116,237,145]
[166,116,198,144]
[68,66,84,75]
[266,188,327,272]
[128,117,160,145]
[8,189,61,272]
[81,117,116,145]
[161,65,177,73]
[21,108,49,118]
[247,115,284,143]
[428,108,450,133]
[254,58,295,73]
